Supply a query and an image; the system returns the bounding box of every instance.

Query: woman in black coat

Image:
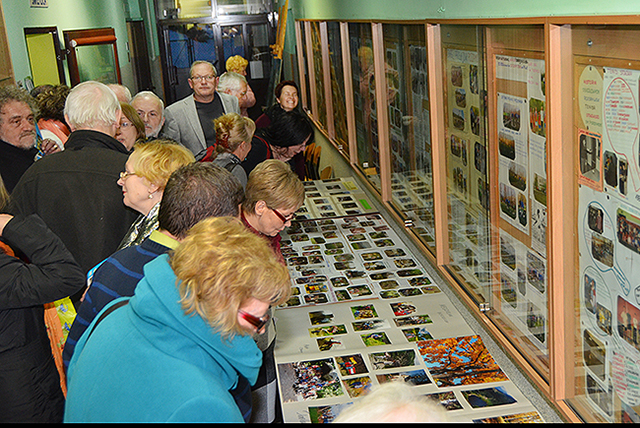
[0,178,85,422]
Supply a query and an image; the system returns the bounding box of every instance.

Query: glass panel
[76,44,118,84]
[309,22,327,130]
[166,24,219,102]
[441,25,492,306]
[348,22,381,192]
[221,24,245,61]
[216,0,272,15]
[382,23,435,253]
[568,24,640,423]
[327,21,349,155]
[156,0,211,19]
[246,23,272,81]
[298,22,311,112]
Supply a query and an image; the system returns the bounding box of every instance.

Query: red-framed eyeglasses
[268,206,296,224]
[238,309,269,332]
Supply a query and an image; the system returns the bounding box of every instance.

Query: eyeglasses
[269,206,296,223]
[238,309,269,332]
[119,170,137,180]
[190,75,216,82]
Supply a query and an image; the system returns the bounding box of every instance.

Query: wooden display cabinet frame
[295,15,640,423]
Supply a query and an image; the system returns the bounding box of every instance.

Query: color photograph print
[308,402,353,424]
[578,129,603,191]
[425,391,463,411]
[368,349,420,370]
[277,358,344,403]
[375,368,432,386]
[334,354,369,377]
[472,411,544,423]
[417,335,509,387]
[342,375,373,398]
[461,385,517,408]
[316,336,346,352]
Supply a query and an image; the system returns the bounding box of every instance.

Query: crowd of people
[0,56,318,423]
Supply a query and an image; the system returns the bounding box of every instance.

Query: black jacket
[8,130,138,278]
[0,214,85,422]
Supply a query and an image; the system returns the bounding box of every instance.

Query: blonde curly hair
[226,55,249,74]
[170,216,291,339]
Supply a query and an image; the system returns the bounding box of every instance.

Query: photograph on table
[375,368,432,386]
[417,335,509,387]
[425,391,463,411]
[461,386,517,408]
[277,358,345,403]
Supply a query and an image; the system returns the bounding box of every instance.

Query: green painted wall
[286,0,640,20]
[3,0,133,90]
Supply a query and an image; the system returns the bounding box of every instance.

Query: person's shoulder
[165,94,194,111]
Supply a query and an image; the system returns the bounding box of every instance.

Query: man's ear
[65,114,76,132]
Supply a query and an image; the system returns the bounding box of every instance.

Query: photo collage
[577,64,640,422]
[274,177,545,422]
[296,178,377,220]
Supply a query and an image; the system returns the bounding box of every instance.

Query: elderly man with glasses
[161,60,240,160]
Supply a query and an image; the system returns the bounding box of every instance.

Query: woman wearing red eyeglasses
[64,217,291,422]
[240,159,305,422]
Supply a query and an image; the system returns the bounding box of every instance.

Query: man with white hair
[131,91,165,139]
[9,81,138,304]
[217,72,249,117]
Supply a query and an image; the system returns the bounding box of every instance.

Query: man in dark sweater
[8,81,139,305]
[0,85,60,193]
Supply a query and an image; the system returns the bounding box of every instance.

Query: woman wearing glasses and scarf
[240,159,305,422]
[64,217,291,422]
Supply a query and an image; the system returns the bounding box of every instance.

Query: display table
[273,178,546,423]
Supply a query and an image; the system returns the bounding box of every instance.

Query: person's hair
[0,175,9,212]
[333,381,449,423]
[275,80,299,99]
[129,139,195,191]
[214,112,255,154]
[260,108,313,148]
[170,216,291,338]
[35,85,70,123]
[158,163,244,239]
[242,159,305,214]
[131,91,165,116]
[64,81,121,129]
[217,71,246,94]
[120,102,146,143]
[30,84,54,99]
[0,85,38,124]
[108,83,132,103]
[190,60,217,79]
[226,55,248,74]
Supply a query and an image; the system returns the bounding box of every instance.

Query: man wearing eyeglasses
[162,61,240,160]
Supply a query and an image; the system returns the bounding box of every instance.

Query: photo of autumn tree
[417,335,509,387]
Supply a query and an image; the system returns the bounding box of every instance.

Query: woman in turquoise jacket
[64,217,291,422]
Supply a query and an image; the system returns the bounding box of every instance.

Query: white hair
[217,72,246,94]
[131,91,165,115]
[333,381,449,423]
[107,83,132,103]
[64,81,121,130]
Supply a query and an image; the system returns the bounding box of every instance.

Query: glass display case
[156,0,273,20]
[348,22,381,192]
[568,24,640,423]
[326,21,349,155]
[309,21,327,130]
[382,23,435,254]
[294,15,640,424]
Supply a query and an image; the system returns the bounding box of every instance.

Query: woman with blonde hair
[64,217,291,422]
[211,112,255,188]
[116,139,195,250]
[226,55,256,117]
[240,159,305,422]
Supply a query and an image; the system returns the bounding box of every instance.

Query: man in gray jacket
[162,60,240,160]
